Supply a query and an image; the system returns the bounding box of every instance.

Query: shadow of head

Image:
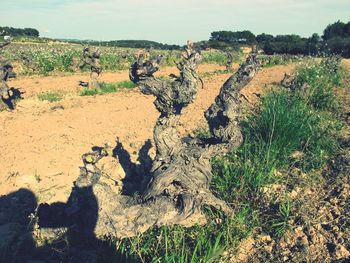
[112,139,153,195]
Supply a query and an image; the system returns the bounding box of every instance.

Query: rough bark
[225,51,234,71]
[38,43,261,239]
[205,52,260,145]
[79,46,102,89]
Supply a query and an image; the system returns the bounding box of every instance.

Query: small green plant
[79,88,100,96]
[265,197,293,238]
[193,126,211,139]
[37,91,63,102]
[34,172,41,183]
[37,56,54,75]
[79,81,136,96]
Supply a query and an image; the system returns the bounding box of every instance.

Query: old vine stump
[38,43,261,239]
[79,46,102,89]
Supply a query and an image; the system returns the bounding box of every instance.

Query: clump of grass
[212,88,339,202]
[79,88,100,96]
[79,81,136,96]
[37,91,63,102]
[102,207,257,263]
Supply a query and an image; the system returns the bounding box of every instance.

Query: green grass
[201,50,243,66]
[259,54,303,68]
[79,81,136,96]
[37,91,64,102]
[101,207,257,263]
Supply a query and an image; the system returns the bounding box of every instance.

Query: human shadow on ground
[0,188,37,263]
[0,139,154,262]
[35,139,153,262]
[0,187,140,262]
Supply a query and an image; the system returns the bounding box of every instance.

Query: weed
[264,197,293,238]
[34,172,41,183]
[79,81,136,96]
[193,126,211,139]
[37,91,63,102]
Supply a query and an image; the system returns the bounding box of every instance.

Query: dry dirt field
[0,63,295,203]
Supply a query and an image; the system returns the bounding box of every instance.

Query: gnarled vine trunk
[79,46,102,89]
[38,43,260,239]
[0,42,21,111]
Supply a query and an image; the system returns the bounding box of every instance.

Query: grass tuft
[37,91,63,102]
[79,81,136,96]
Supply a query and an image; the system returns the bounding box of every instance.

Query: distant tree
[0,26,39,37]
[306,33,320,55]
[325,37,350,58]
[69,39,181,50]
[261,34,307,55]
[256,33,274,43]
[195,40,239,51]
[209,20,350,57]
[23,28,39,37]
[323,20,349,40]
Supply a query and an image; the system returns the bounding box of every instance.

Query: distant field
[0,41,244,76]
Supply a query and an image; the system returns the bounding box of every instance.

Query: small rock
[259,234,272,242]
[335,244,350,259]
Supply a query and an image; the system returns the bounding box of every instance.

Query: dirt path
[0,64,295,203]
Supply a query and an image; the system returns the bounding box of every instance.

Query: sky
[0,0,349,44]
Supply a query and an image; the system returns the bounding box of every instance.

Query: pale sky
[0,0,349,44]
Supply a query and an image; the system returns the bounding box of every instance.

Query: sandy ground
[0,63,295,203]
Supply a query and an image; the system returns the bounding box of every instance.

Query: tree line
[2,21,349,57]
[67,39,181,50]
[204,20,350,58]
[0,26,39,37]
